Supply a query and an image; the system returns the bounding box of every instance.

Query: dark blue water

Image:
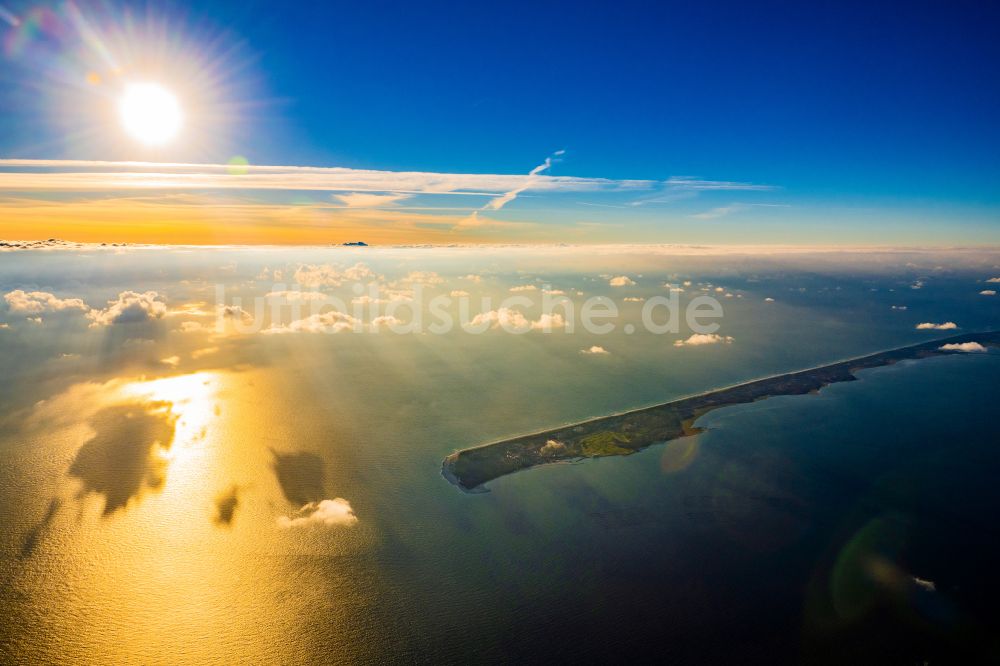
[413,352,1000,664]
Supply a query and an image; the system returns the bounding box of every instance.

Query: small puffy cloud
[277,498,358,528]
[986,277,1000,283]
[266,290,328,301]
[580,345,609,355]
[540,439,567,456]
[370,315,403,328]
[4,289,88,314]
[450,290,470,297]
[160,356,180,367]
[352,289,413,305]
[623,296,644,302]
[343,263,379,282]
[609,275,635,287]
[939,342,986,353]
[88,291,167,326]
[674,333,734,347]
[891,305,907,310]
[218,304,253,324]
[263,310,359,334]
[400,270,444,286]
[466,308,564,331]
[764,297,775,302]
[509,284,537,292]
[191,346,219,359]
[333,192,410,208]
[543,289,565,295]
[467,309,523,330]
[295,264,341,287]
[533,313,565,330]
[294,262,378,288]
[980,290,996,296]
[910,280,925,290]
[0,323,9,329]
[461,274,482,283]
[916,322,958,330]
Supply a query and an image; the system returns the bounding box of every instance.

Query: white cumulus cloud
[263,310,360,334]
[915,322,958,330]
[609,275,635,287]
[939,342,986,353]
[218,304,254,324]
[674,333,734,347]
[3,289,88,314]
[294,262,379,288]
[466,308,565,332]
[88,291,167,326]
[580,345,609,355]
[276,498,358,528]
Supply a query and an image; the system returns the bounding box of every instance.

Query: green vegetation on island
[443,331,1000,491]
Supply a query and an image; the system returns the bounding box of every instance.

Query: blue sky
[0,0,998,244]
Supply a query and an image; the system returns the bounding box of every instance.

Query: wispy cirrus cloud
[579,176,777,209]
[0,157,649,197]
[0,157,655,240]
[332,192,412,208]
[665,177,776,191]
[691,202,789,220]
[458,150,566,229]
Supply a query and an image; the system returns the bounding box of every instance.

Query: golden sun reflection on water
[118,371,220,468]
[1,368,371,664]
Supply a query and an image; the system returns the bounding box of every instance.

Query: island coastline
[443,331,1000,492]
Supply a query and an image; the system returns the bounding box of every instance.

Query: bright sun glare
[119,83,183,146]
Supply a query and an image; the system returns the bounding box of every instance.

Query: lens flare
[119,83,183,146]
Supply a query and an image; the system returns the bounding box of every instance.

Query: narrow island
[443,331,1000,491]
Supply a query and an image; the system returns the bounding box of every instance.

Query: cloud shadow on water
[213,485,240,526]
[271,449,326,506]
[68,403,176,514]
[19,498,61,559]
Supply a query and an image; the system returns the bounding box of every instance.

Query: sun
[119,83,183,146]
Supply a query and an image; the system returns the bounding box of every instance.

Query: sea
[0,245,998,663]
